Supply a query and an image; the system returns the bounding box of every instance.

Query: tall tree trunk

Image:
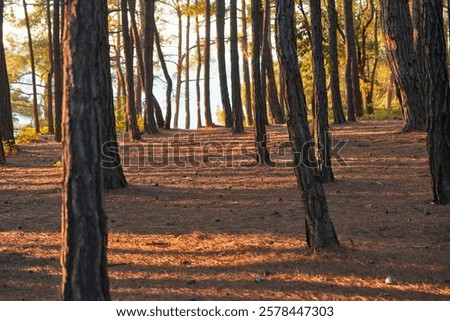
[241,0,253,126]
[422,0,450,205]
[195,4,202,129]
[46,0,54,134]
[343,0,363,121]
[185,1,191,129]
[252,0,272,165]
[174,3,182,129]
[230,0,245,133]
[154,23,173,129]
[54,0,63,142]
[143,0,158,134]
[311,0,334,183]
[23,0,40,133]
[380,0,427,132]
[216,0,233,128]
[204,0,213,127]
[121,0,141,139]
[262,0,284,125]
[275,0,339,249]
[365,10,379,115]
[61,0,111,300]
[327,0,346,124]
[0,0,15,145]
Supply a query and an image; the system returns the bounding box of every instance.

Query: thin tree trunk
[195,4,202,129]
[154,23,173,129]
[174,3,182,129]
[241,0,253,126]
[252,0,272,165]
[311,0,334,183]
[0,0,15,145]
[216,0,233,128]
[343,0,362,121]
[204,0,213,127]
[121,0,141,140]
[366,10,379,115]
[230,0,244,133]
[61,0,110,300]
[275,0,339,249]
[143,0,158,134]
[46,0,54,134]
[54,0,63,142]
[422,0,450,204]
[23,0,40,133]
[327,0,346,124]
[185,0,191,130]
[263,0,284,125]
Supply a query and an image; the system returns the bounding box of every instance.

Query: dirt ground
[0,120,449,301]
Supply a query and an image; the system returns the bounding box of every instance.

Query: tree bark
[230,0,244,133]
[0,0,15,145]
[311,0,334,183]
[143,0,158,134]
[121,0,141,140]
[262,0,284,125]
[195,3,202,129]
[422,0,450,204]
[275,0,339,249]
[185,0,191,129]
[0,131,5,165]
[240,0,253,126]
[154,22,173,129]
[54,0,63,142]
[23,0,40,133]
[327,0,346,124]
[203,0,213,127]
[61,0,111,300]
[46,0,55,134]
[252,0,272,165]
[216,0,233,128]
[343,0,363,121]
[174,2,182,128]
[380,0,427,132]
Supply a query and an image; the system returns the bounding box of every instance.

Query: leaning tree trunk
[216,0,233,128]
[0,0,15,146]
[380,0,426,132]
[230,0,244,133]
[275,0,339,249]
[310,0,334,183]
[327,0,346,124]
[154,22,173,129]
[252,0,272,165]
[23,0,40,133]
[61,0,111,300]
[422,0,450,205]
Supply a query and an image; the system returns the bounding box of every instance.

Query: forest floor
[0,120,449,301]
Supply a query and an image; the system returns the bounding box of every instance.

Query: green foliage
[360,107,403,120]
[16,126,40,144]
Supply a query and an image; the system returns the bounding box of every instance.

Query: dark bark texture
[61,0,111,300]
[422,0,450,204]
[275,0,339,249]
[0,0,15,144]
[241,0,253,126]
[380,0,427,132]
[204,0,213,127]
[230,0,244,133]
